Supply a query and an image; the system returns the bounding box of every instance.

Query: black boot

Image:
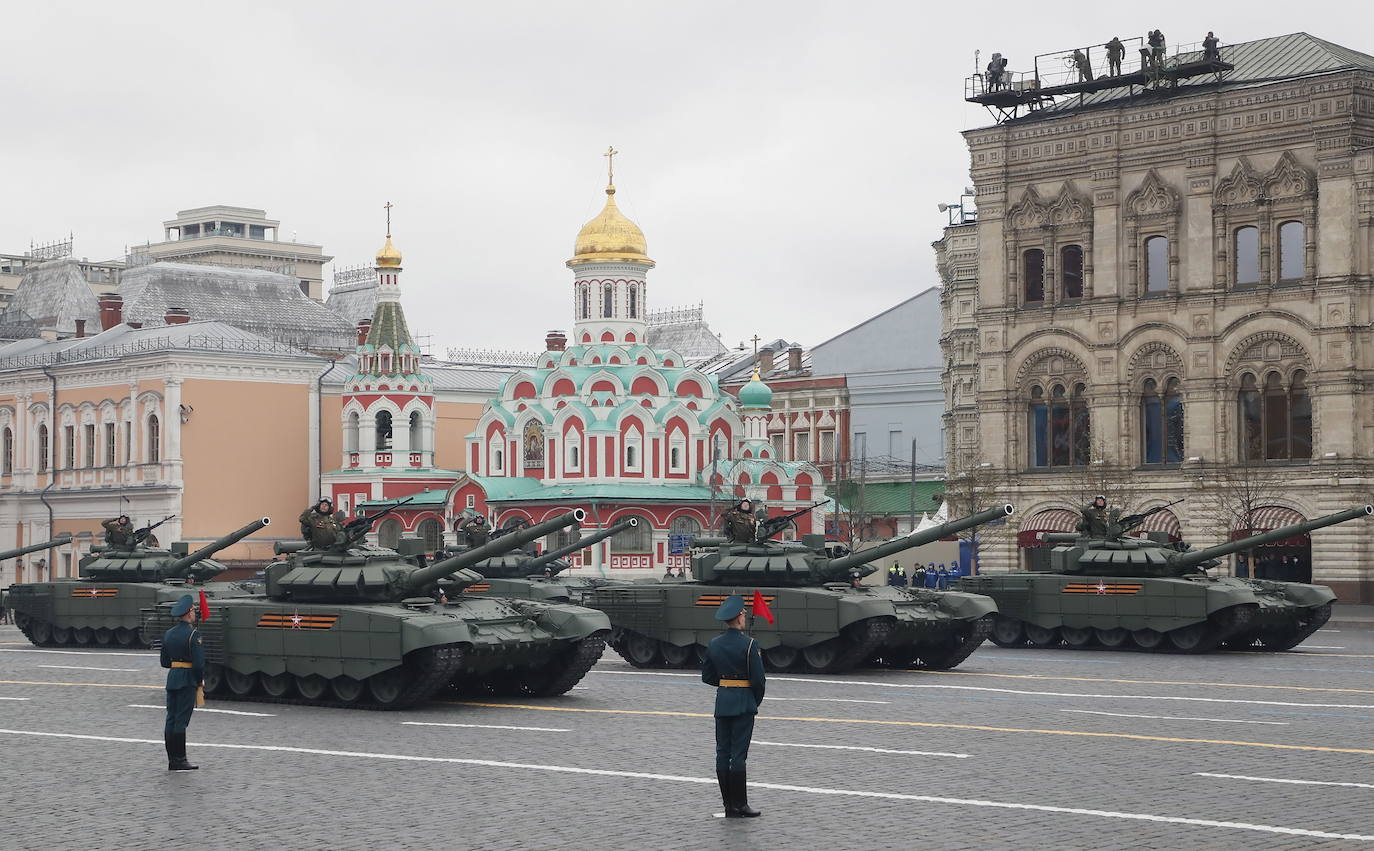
[716,770,732,815]
[729,770,760,817]
[169,733,198,771]
[164,733,176,769]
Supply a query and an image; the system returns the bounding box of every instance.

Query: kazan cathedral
[333,166,823,575]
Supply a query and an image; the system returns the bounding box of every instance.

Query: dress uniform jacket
[299,508,342,548]
[701,628,766,716]
[161,621,205,734]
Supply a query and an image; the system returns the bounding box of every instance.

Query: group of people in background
[887,562,963,589]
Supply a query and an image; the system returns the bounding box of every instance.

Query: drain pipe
[315,357,338,500]
[39,365,58,540]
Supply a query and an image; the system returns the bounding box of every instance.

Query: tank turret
[82,518,271,582]
[0,534,73,562]
[468,518,639,579]
[694,505,1014,587]
[266,510,586,602]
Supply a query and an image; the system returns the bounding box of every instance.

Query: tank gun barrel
[167,518,271,575]
[404,510,585,592]
[1040,532,1080,545]
[0,534,73,562]
[827,505,1015,572]
[525,518,637,571]
[1172,505,1373,570]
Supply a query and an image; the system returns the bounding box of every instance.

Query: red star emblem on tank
[290,612,303,629]
[1095,581,1108,595]
[87,588,100,597]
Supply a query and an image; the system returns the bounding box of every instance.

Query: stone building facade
[938,33,1374,600]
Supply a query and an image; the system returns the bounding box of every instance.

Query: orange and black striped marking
[463,584,492,593]
[1062,583,1144,595]
[70,587,118,598]
[256,612,338,630]
[695,593,776,607]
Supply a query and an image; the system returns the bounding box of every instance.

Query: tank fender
[834,595,898,630]
[504,599,611,638]
[1280,582,1337,607]
[399,616,479,654]
[934,590,999,619]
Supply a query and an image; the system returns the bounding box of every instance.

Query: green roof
[358,487,450,509]
[827,480,944,516]
[469,475,719,503]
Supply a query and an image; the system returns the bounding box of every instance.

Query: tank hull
[141,595,611,710]
[8,577,257,648]
[958,573,1336,653]
[582,581,997,674]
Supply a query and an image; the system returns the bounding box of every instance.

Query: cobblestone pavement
[2,621,1373,850]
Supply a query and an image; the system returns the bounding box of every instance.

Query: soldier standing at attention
[1077,495,1121,536]
[102,515,134,547]
[722,499,758,544]
[460,515,490,547]
[299,499,342,549]
[701,594,765,818]
[160,594,204,771]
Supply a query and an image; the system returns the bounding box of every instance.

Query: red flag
[751,590,775,625]
[198,590,210,621]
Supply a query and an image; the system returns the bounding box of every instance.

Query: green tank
[583,505,1012,674]
[8,518,270,648]
[960,504,1372,653]
[142,509,611,710]
[455,517,641,603]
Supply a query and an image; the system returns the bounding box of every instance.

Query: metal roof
[466,475,720,503]
[0,320,321,370]
[8,257,102,335]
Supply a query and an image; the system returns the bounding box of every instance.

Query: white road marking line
[763,698,891,704]
[1061,709,1289,726]
[402,721,571,733]
[0,697,29,701]
[0,648,155,657]
[1317,629,1341,633]
[588,670,1374,709]
[37,665,140,672]
[1300,646,1346,650]
[0,727,1369,842]
[1195,772,1374,791]
[127,704,276,717]
[753,740,969,758]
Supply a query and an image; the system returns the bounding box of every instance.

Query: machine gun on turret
[339,497,415,548]
[755,501,828,543]
[131,515,176,548]
[1116,498,1185,536]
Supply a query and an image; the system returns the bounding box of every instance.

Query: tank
[141,509,612,710]
[8,518,270,648]
[960,504,1373,653]
[455,518,641,603]
[0,534,74,562]
[582,506,1012,674]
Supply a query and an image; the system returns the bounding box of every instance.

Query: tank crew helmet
[714,594,745,621]
[737,499,752,511]
[170,594,196,618]
[1092,495,1107,508]
[317,498,333,510]
[118,514,130,523]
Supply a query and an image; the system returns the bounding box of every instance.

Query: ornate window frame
[1212,153,1317,288]
[1004,183,1094,307]
[1125,170,1181,297]
[1225,331,1315,462]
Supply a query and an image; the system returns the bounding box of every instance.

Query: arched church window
[1240,370,1312,461]
[580,285,590,320]
[147,414,161,464]
[669,433,687,473]
[603,284,614,318]
[417,518,441,552]
[523,421,545,469]
[409,411,422,453]
[345,412,359,452]
[624,429,642,472]
[377,518,401,550]
[712,432,726,462]
[566,438,581,472]
[375,410,393,450]
[1141,377,1184,464]
[628,284,638,319]
[1028,382,1088,468]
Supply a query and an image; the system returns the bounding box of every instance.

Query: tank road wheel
[801,638,845,673]
[295,675,329,701]
[1131,629,1165,650]
[114,627,137,647]
[659,642,694,668]
[28,619,52,646]
[1094,628,1129,649]
[202,664,225,695]
[225,669,258,697]
[261,672,293,698]
[366,667,410,707]
[624,632,661,668]
[49,625,72,645]
[916,615,994,671]
[1168,623,1219,653]
[72,627,93,646]
[989,616,1026,647]
[762,645,800,672]
[528,635,607,697]
[330,676,365,704]
[1025,625,1060,648]
[93,627,113,646]
[1060,627,1094,648]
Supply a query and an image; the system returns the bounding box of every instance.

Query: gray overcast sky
[2,1,1364,355]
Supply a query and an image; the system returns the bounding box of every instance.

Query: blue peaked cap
[714,594,745,621]
[170,594,195,617]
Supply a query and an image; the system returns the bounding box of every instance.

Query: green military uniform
[722,503,757,544]
[299,502,342,549]
[701,594,765,818]
[460,516,490,547]
[1077,496,1122,537]
[102,517,133,547]
[160,594,204,771]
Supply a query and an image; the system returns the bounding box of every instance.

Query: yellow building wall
[321,393,343,473]
[435,399,484,471]
[180,378,310,560]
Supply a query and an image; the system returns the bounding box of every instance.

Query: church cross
[384,201,393,237]
[751,335,762,357]
[603,146,618,185]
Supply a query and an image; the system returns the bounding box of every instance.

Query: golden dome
[569,185,653,266]
[375,235,402,268]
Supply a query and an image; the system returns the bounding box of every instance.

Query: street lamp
[937,189,978,226]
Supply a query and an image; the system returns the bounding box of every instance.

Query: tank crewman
[701,594,765,818]
[102,515,134,547]
[460,515,490,547]
[1077,495,1122,537]
[299,499,342,548]
[722,499,758,544]
[160,594,204,771]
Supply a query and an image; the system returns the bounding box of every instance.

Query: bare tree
[1060,435,1131,512]
[935,451,1010,573]
[1199,439,1289,573]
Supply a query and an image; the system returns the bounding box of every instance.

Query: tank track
[1224,602,1332,651]
[911,614,994,669]
[203,643,465,711]
[529,634,607,697]
[14,615,148,649]
[983,603,1317,654]
[817,617,893,674]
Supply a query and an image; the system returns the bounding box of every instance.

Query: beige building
[938,33,1374,601]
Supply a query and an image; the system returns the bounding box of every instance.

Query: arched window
[1060,245,1083,300]
[1023,249,1044,303]
[624,429,642,471]
[549,520,581,551]
[579,285,590,319]
[409,411,422,452]
[628,284,638,318]
[1,426,12,475]
[377,518,401,550]
[375,410,393,450]
[1144,236,1169,293]
[37,424,48,474]
[1141,377,1185,464]
[1238,370,1312,461]
[1028,382,1089,468]
[615,514,652,553]
[603,284,614,318]
[345,412,360,452]
[1278,221,1305,282]
[671,515,702,538]
[670,433,686,473]
[147,414,161,464]
[417,518,441,552]
[566,437,581,472]
[1234,226,1260,286]
[522,421,545,469]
